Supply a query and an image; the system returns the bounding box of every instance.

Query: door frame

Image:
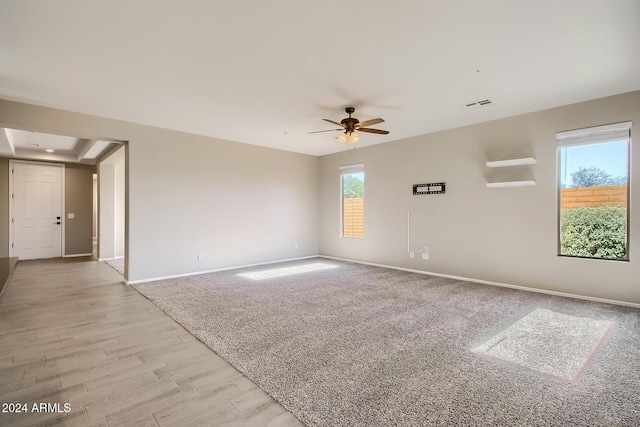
[9,159,66,258]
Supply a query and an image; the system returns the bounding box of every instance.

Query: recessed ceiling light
[46,148,54,153]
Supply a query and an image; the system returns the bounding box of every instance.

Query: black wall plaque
[413,182,446,195]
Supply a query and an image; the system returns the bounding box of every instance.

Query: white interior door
[12,162,63,260]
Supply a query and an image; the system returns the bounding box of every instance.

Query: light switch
[67,213,75,219]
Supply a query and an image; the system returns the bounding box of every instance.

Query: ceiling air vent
[465,99,492,108]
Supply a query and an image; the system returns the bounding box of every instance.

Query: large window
[340,164,364,238]
[557,122,631,260]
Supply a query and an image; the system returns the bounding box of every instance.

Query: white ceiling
[1,1,639,156]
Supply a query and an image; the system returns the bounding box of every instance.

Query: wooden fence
[561,185,627,210]
[343,198,364,238]
[342,189,625,235]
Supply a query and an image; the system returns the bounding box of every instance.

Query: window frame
[339,164,365,239]
[556,122,631,261]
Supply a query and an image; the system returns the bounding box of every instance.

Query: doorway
[1,128,126,277]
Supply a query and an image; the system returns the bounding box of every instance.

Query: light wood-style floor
[0,257,304,426]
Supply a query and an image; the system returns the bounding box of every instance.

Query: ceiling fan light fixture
[338,131,360,144]
[349,131,360,144]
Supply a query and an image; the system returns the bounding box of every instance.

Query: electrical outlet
[421,252,429,260]
[197,253,204,260]
[409,252,415,259]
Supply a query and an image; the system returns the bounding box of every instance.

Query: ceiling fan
[309,107,389,145]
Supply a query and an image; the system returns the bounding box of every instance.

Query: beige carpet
[133,258,640,426]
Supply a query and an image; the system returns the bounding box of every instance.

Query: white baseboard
[125,255,318,285]
[319,256,640,309]
[121,253,639,308]
[64,253,93,258]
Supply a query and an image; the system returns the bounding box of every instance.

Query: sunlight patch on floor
[472,308,615,382]
[238,263,338,280]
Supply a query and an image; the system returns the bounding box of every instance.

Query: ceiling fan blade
[323,119,346,128]
[356,118,384,128]
[358,128,389,135]
[308,129,343,134]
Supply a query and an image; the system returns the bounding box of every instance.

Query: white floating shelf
[486,180,537,188]
[486,157,536,168]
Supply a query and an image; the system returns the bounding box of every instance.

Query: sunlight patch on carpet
[238,262,338,280]
[472,308,615,382]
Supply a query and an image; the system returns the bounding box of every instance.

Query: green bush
[560,206,627,259]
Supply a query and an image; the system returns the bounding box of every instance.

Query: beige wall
[2,91,637,303]
[0,158,8,258]
[126,129,320,280]
[98,162,115,260]
[0,98,320,282]
[114,159,125,258]
[65,163,95,255]
[320,90,640,304]
[93,176,97,239]
[97,152,126,261]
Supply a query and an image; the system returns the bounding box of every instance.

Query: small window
[340,164,364,238]
[557,122,631,260]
